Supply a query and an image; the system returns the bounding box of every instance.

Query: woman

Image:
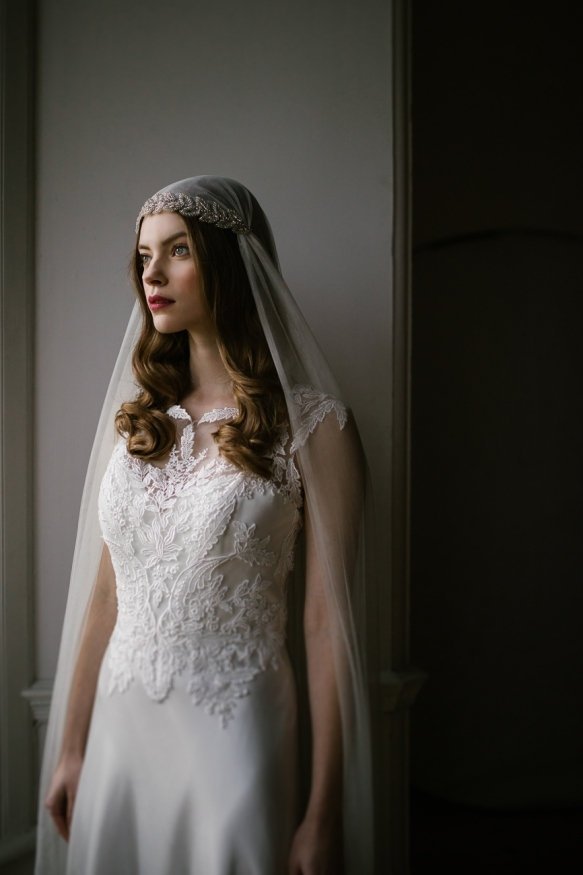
[36,177,374,874]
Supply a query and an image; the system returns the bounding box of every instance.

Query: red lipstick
[148,294,175,311]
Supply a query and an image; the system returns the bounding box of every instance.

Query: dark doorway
[410,4,583,872]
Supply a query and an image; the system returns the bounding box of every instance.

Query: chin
[150,312,187,334]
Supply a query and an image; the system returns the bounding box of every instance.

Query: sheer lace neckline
[166,403,239,425]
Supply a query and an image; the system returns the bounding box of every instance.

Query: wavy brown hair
[115,214,287,478]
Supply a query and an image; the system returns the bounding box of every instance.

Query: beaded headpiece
[135,191,250,235]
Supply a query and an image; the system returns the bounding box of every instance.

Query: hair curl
[115,214,287,478]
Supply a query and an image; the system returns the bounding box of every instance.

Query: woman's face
[138,212,214,336]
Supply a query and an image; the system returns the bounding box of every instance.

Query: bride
[36,176,374,874]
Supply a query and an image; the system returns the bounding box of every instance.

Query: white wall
[36,0,392,676]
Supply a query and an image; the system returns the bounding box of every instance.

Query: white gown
[66,401,313,875]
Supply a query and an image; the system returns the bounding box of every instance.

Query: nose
[142,256,166,287]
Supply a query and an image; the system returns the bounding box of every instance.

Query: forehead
[138,211,188,246]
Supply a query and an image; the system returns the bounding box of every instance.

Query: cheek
[176,263,199,290]
[181,266,207,308]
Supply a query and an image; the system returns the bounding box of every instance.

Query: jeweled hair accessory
[135,191,251,235]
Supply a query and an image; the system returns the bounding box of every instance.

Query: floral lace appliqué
[290,384,348,453]
[100,406,303,727]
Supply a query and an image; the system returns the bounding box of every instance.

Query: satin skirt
[66,653,299,875]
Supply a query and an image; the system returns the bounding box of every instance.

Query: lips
[148,294,175,311]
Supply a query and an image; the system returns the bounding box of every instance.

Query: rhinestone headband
[135,191,251,235]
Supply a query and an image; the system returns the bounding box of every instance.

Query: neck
[186,329,234,403]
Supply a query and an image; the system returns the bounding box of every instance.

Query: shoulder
[289,384,348,454]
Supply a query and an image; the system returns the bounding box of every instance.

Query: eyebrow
[138,231,188,250]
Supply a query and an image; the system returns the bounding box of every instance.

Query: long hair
[115,215,287,478]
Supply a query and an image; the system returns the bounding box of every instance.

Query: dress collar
[166,404,239,425]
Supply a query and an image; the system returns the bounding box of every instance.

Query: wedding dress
[66,393,345,874]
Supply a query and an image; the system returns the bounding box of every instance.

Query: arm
[289,414,365,874]
[44,542,117,842]
[288,505,344,875]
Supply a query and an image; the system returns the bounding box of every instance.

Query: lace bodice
[98,387,346,726]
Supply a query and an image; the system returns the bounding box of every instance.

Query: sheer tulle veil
[35,176,375,873]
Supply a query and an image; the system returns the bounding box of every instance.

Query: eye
[173,244,190,257]
[139,253,151,266]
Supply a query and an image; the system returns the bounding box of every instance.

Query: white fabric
[35,176,374,874]
[68,405,302,873]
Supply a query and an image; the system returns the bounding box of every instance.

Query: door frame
[0,0,37,864]
[378,1,426,872]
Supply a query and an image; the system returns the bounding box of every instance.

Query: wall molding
[22,679,53,727]
[380,669,427,715]
[414,226,583,255]
[0,0,37,847]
